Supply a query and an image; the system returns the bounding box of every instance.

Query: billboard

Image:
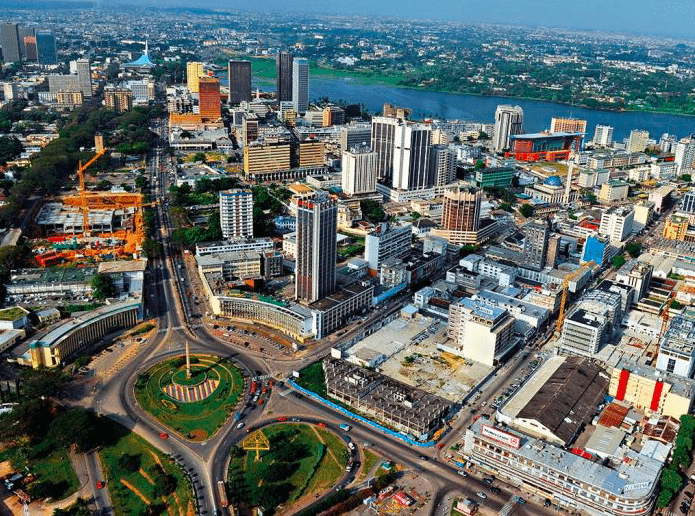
[482,424,521,449]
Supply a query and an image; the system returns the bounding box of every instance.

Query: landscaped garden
[134,354,244,441]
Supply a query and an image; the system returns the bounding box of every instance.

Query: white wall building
[219,189,254,240]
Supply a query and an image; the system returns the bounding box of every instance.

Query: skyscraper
[292,58,309,115]
[522,220,550,271]
[36,31,57,65]
[492,105,523,151]
[227,60,251,105]
[675,137,695,174]
[550,117,587,134]
[17,27,34,59]
[219,190,254,240]
[371,116,399,183]
[627,129,649,153]
[73,59,92,97]
[295,194,337,304]
[198,76,221,120]
[442,186,481,232]
[276,51,293,104]
[342,147,377,195]
[186,61,205,93]
[392,123,432,191]
[430,145,456,187]
[1,23,21,63]
[593,125,614,147]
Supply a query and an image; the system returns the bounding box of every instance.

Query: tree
[192,152,206,163]
[153,473,177,498]
[360,200,385,222]
[625,242,642,258]
[141,239,163,259]
[680,174,692,182]
[657,487,675,509]
[478,131,489,140]
[519,204,534,218]
[20,368,68,399]
[91,273,115,300]
[660,466,683,493]
[612,254,626,269]
[47,409,101,452]
[474,159,485,170]
[117,453,141,473]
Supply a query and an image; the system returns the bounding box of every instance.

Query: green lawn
[134,354,244,440]
[295,362,327,398]
[0,445,79,501]
[357,450,380,483]
[228,424,347,514]
[0,307,26,321]
[100,424,194,516]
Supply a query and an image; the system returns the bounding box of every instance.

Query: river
[235,74,695,142]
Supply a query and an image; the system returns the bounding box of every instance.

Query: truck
[217,481,228,508]
[339,424,352,432]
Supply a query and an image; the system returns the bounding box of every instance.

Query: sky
[147,0,695,38]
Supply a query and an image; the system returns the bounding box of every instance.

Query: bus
[217,481,228,508]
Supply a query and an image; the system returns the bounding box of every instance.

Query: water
[238,75,695,142]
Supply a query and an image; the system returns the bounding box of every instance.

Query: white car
[236,422,244,429]
[457,470,468,477]
[477,492,487,499]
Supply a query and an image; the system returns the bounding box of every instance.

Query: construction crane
[556,261,597,334]
[655,285,683,364]
[77,134,108,237]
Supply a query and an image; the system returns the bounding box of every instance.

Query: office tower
[242,116,259,146]
[18,27,34,59]
[322,106,345,127]
[371,116,398,183]
[23,36,37,61]
[219,190,254,240]
[382,103,412,119]
[523,220,550,271]
[227,60,251,105]
[276,51,293,103]
[104,88,133,112]
[364,223,412,272]
[599,206,635,243]
[392,123,432,190]
[295,194,337,304]
[341,125,371,151]
[342,147,377,195]
[550,117,587,134]
[292,58,309,115]
[627,129,649,153]
[430,145,456,187]
[186,61,205,93]
[73,59,92,97]
[593,125,614,147]
[442,186,481,232]
[1,23,21,63]
[36,31,57,65]
[298,141,324,168]
[244,143,291,175]
[675,137,695,173]
[198,77,221,120]
[492,105,523,151]
[682,189,695,215]
[545,234,561,269]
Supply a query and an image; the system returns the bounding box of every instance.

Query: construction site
[27,135,152,267]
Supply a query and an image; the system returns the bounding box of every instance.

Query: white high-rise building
[626,129,649,153]
[72,58,92,97]
[429,145,456,187]
[599,206,635,243]
[342,147,376,195]
[371,116,399,184]
[364,222,412,272]
[492,105,523,151]
[593,125,614,147]
[292,58,309,115]
[675,137,695,174]
[392,123,432,190]
[219,190,254,240]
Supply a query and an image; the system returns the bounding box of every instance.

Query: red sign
[482,424,520,449]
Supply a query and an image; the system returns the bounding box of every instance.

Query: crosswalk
[498,497,518,516]
[157,325,185,334]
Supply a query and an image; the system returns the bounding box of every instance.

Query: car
[476,492,487,499]
[489,487,501,494]
[457,470,468,477]
[544,499,552,507]
[159,432,169,439]
[290,417,300,422]
[276,417,286,422]
[236,422,244,429]
[418,455,428,460]
[317,422,326,428]
[482,478,493,485]
[96,481,105,489]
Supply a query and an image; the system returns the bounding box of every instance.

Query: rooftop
[97,259,147,275]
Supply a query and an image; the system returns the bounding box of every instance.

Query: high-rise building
[322,106,345,127]
[492,105,523,151]
[227,60,251,105]
[550,117,587,134]
[23,36,37,61]
[442,186,481,232]
[392,123,432,191]
[340,125,371,151]
[429,145,456,187]
[1,23,21,63]
[219,190,254,240]
[48,74,80,94]
[627,129,649,153]
[364,222,412,272]
[298,140,324,168]
[522,220,550,272]
[295,195,337,304]
[599,206,635,243]
[104,88,133,113]
[342,147,377,195]
[244,143,291,175]
[17,27,34,59]
[675,137,695,173]
[292,58,309,115]
[682,189,695,215]
[198,76,221,120]
[545,234,561,269]
[73,59,92,97]
[36,31,57,65]
[371,116,399,183]
[276,51,293,103]
[593,125,614,147]
[186,61,205,93]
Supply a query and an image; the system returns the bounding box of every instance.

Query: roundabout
[134,353,245,441]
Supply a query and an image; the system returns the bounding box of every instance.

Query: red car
[276,417,286,422]
[317,422,326,428]
[159,432,169,439]
[96,481,105,489]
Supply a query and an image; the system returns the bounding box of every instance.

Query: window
[667,358,676,373]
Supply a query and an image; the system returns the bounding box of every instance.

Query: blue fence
[372,282,408,306]
[288,379,437,448]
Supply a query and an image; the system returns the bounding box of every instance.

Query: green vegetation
[656,414,695,508]
[358,450,380,483]
[625,242,642,258]
[0,306,25,321]
[52,498,92,516]
[253,184,292,236]
[337,243,364,259]
[360,199,386,222]
[612,254,627,269]
[91,273,116,300]
[227,424,348,513]
[0,136,22,165]
[59,302,104,315]
[519,204,534,218]
[100,422,194,516]
[134,355,244,440]
[671,299,684,310]
[132,323,156,336]
[169,210,223,248]
[295,362,327,398]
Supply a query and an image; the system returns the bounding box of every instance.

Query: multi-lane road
[86,121,564,516]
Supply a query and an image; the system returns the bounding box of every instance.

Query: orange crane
[556,261,596,334]
[77,134,108,237]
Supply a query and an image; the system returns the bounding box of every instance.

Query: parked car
[476,492,487,499]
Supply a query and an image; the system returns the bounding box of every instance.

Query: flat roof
[97,259,147,274]
[9,267,96,286]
